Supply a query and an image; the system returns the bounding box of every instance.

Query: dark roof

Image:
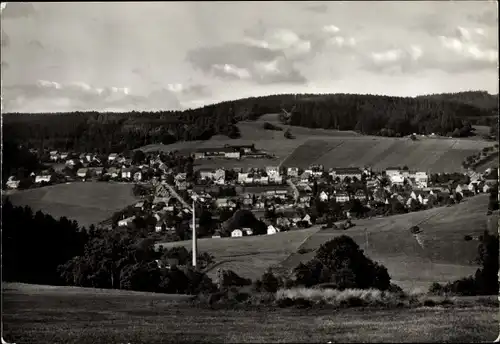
[196,147,237,153]
[332,168,362,174]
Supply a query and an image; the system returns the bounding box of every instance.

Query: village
[4,143,499,241]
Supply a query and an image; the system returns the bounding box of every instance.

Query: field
[2,283,498,343]
[155,227,320,281]
[281,194,496,291]
[157,195,495,292]
[3,182,138,228]
[140,114,493,173]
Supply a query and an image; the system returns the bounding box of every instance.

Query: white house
[414,172,428,188]
[391,175,405,185]
[267,225,279,235]
[319,190,329,202]
[335,192,350,203]
[199,169,213,180]
[287,167,299,177]
[35,174,52,184]
[385,167,401,178]
[6,176,20,189]
[243,228,253,236]
[108,153,118,162]
[214,169,226,185]
[60,152,69,160]
[49,151,59,161]
[266,166,280,178]
[118,216,136,227]
[231,229,243,237]
[122,168,132,179]
[77,168,89,179]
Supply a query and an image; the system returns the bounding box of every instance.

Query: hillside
[157,195,495,291]
[145,113,493,173]
[3,91,496,156]
[3,182,138,228]
[2,283,498,343]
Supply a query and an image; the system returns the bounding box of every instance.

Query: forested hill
[417,91,498,112]
[3,92,497,154]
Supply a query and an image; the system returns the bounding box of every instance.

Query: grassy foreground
[2,283,498,343]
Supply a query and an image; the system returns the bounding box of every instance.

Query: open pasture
[4,182,138,228]
[281,195,492,292]
[282,136,492,172]
[2,283,498,343]
[155,227,320,281]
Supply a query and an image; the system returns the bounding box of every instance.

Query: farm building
[334,191,350,203]
[121,168,133,179]
[231,229,243,237]
[194,147,241,159]
[35,173,52,184]
[118,216,136,227]
[225,144,255,154]
[108,153,118,162]
[330,167,362,180]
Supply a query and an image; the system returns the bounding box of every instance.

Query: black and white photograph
[1,1,499,343]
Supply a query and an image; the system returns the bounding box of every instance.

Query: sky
[0,1,498,113]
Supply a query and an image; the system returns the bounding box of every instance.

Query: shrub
[260,271,281,293]
[463,235,473,241]
[220,269,252,288]
[423,299,436,307]
[263,122,283,131]
[428,282,444,295]
[298,247,313,254]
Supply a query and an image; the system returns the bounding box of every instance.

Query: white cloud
[371,49,404,63]
[37,80,62,89]
[410,45,423,61]
[323,25,340,33]
[167,83,184,93]
[245,28,312,57]
[439,35,498,63]
[212,64,252,79]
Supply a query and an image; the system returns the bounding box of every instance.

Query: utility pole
[192,197,197,268]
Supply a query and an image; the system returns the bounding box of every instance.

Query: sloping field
[4,182,138,228]
[2,283,498,343]
[280,195,493,292]
[155,227,320,281]
[282,137,492,172]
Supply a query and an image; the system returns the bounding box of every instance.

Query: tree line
[3,92,497,155]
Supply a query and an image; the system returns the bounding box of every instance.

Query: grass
[139,113,492,173]
[155,227,320,281]
[281,194,494,292]
[3,181,139,228]
[2,283,498,343]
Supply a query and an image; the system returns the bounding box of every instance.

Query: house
[270,175,283,184]
[85,153,94,162]
[66,159,78,167]
[35,173,52,184]
[60,152,69,160]
[238,172,250,184]
[455,184,464,196]
[118,216,136,227]
[215,198,229,208]
[319,191,329,202]
[300,171,311,184]
[122,168,133,179]
[6,176,20,189]
[414,172,429,188]
[335,192,350,203]
[212,231,222,239]
[106,167,120,178]
[134,171,142,181]
[89,167,104,176]
[266,166,280,177]
[135,201,145,210]
[231,229,243,237]
[302,214,312,225]
[108,153,118,162]
[483,184,491,193]
[385,167,401,178]
[354,190,367,201]
[77,168,89,179]
[49,150,59,161]
[243,228,253,236]
[267,225,279,235]
[330,167,363,181]
[224,149,241,159]
[227,144,255,154]
[214,169,226,185]
[199,168,213,180]
[258,176,269,185]
[391,175,405,185]
[287,167,299,177]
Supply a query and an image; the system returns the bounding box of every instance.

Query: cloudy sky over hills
[1,1,498,113]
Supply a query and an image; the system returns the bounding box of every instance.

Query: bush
[298,247,313,254]
[260,271,281,293]
[263,122,283,131]
[220,269,252,288]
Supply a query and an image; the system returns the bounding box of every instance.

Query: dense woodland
[3,92,498,156]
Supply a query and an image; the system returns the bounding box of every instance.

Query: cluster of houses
[193,144,269,160]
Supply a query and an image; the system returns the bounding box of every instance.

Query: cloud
[362,45,425,75]
[0,2,36,19]
[2,80,182,113]
[186,41,307,85]
[323,25,340,34]
[437,26,497,70]
[468,9,498,26]
[166,83,210,97]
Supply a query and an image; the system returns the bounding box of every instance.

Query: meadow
[4,182,138,228]
[157,195,494,292]
[2,283,498,343]
[140,113,492,173]
[281,194,495,291]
